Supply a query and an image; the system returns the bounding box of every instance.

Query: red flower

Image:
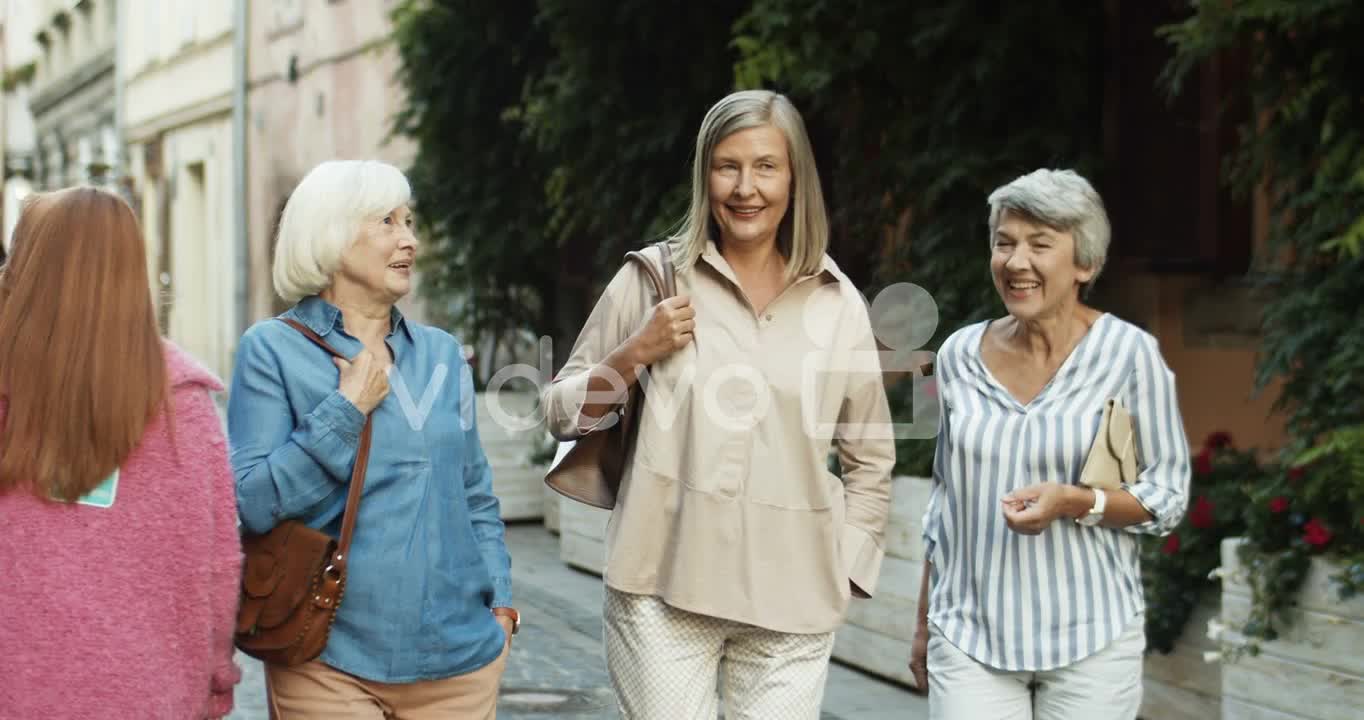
[1268,497,1290,514]
[1303,518,1333,548]
[1287,466,1305,483]
[1190,496,1215,529]
[1162,534,1181,554]
[1194,450,1213,476]
[1204,431,1234,450]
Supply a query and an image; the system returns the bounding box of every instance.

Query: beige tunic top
[544,241,895,634]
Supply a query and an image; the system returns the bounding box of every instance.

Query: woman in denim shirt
[229,160,517,719]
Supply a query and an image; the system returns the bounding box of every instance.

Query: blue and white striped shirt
[922,314,1190,671]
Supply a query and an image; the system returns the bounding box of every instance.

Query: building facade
[0,0,41,253]
[244,0,418,323]
[119,0,242,380]
[110,0,421,379]
[29,0,117,192]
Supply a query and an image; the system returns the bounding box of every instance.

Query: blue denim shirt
[228,296,510,683]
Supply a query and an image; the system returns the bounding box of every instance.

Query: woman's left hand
[1001,482,1080,535]
[495,615,515,649]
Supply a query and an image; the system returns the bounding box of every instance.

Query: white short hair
[987,169,1111,291]
[272,160,412,303]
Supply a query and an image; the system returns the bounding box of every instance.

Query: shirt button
[764,314,773,322]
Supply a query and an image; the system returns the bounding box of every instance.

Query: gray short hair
[272,160,411,303]
[987,169,1111,292]
[670,90,829,281]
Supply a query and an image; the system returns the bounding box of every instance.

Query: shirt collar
[290,295,414,342]
[699,239,842,286]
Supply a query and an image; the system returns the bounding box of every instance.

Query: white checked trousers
[603,588,836,720]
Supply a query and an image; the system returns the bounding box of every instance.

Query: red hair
[0,187,167,501]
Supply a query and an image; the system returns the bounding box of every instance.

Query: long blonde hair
[668,90,829,281]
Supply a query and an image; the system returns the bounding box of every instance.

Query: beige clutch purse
[1078,398,1139,491]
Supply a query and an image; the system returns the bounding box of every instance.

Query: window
[1103,0,1251,275]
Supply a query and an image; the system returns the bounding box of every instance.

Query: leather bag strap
[278,318,374,574]
[623,241,676,301]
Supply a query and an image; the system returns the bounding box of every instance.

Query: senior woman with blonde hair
[908,168,1191,719]
[229,160,517,719]
[545,90,895,718]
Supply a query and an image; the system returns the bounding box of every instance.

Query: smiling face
[990,209,1094,321]
[707,124,792,251]
[333,204,418,304]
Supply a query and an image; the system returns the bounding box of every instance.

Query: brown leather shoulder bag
[544,241,676,509]
[234,318,375,667]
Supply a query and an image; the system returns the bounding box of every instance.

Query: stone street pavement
[228,522,927,719]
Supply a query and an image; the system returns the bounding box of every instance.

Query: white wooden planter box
[1141,601,1222,720]
[476,390,546,522]
[833,475,930,689]
[543,483,561,534]
[1217,538,1364,720]
[559,495,610,574]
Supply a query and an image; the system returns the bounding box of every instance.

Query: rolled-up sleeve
[1122,334,1191,536]
[834,300,895,597]
[229,327,365,534]
[543,263,646,441]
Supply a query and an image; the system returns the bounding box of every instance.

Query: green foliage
[1161,0,1364,441]
[1142,434,1255,654]
[1160,0,1364,657]
[390,0,555,352]
[2,61,35,93]
[393,1,1108,457]
[730,0,1107,475]
[391,0,742,362]
[1254,255,1364,444]
[392,0,1364,663]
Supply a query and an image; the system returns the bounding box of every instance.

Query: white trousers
[603,588,836,720]
[928,619,1145,720]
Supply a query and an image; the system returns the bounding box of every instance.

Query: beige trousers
[604,588,836,720]
[265,647,508,720]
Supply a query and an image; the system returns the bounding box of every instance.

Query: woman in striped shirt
[909,169,1191,719]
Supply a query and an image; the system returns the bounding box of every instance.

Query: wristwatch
[1076,488,1107,527]
[492,607,521,635]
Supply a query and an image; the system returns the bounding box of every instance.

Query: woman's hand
[1002,482,1089,535]
[908,622,930,694]
[628,295,695,366]
[335,350,390,415]
[495,614,515,650]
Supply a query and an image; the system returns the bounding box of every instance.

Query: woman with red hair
[0,187,242,719]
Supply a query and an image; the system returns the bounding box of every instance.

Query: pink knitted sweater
[0,342,242,719]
